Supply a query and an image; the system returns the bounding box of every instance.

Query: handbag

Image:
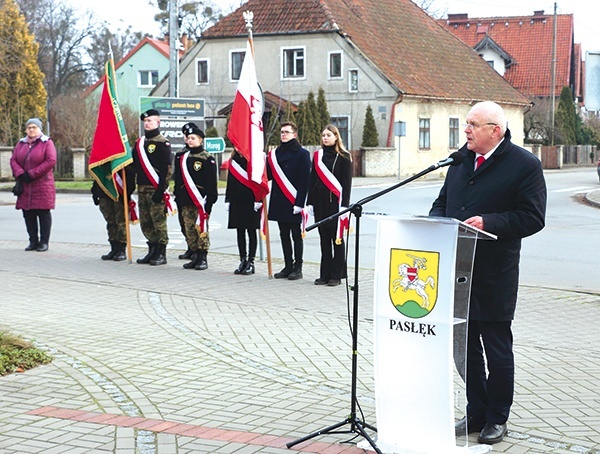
[12,179,23,196]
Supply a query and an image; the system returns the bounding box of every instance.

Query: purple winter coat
[10,134,57,210]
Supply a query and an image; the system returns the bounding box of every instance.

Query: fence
[532,144,597,169]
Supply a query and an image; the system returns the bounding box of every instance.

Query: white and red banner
[227,40,269,202]
[180,152,208,233]
[135,137,176,215]
[314,149,349,243]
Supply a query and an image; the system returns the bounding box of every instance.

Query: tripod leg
[286,418,350,449]
[355,420,382,454]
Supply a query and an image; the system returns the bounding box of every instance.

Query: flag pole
[244,11,273,278]
[121,169,133,262]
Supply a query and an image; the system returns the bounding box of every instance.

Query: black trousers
[466,319,514,425]
[317,224,347,281]
[23,209,52,244]
[277,221,302,266]
[236,228,257,260]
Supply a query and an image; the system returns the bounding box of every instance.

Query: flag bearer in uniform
[173,123,218,270]
[91,164,135,261]
[133,109,173,266]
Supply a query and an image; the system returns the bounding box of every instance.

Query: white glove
[253,202,263,212]
[293,206,302,215]
[224,202,230,212]
[307,205,314,216]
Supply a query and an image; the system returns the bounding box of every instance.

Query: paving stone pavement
[1,239,599,453]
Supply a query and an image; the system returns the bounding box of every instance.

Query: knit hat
[26,118,43,130]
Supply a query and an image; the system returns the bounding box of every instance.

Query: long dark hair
[322,124,351,161]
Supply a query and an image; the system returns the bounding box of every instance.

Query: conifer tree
[555,86,577,145]
[266,106,281,146]
[361,104,379,147]
[303,91,320,145]
[0,0,47,145]
[316,87,330,130]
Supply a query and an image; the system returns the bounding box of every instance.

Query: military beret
[183,123,205,138]
[140,109,160,120]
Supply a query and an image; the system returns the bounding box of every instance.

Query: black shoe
[112,243,127,261]
[234,258,247,274]
[137,242,155,264]
[241,260,255,275]
[455,416,485,436]
[36,243,48,252]
[101,241,117,260]
[274,266,293,279]
[183,252,200,269]
[195,251,208,270]
[314,278,329,285]
[178,249,193,260]
[327,279,341,286]
[150,244,167,266]
[25,241,38,251]
[477,423,507,445]
[288,269,303,280]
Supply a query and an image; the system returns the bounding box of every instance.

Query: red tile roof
[202,0,530,106]
[439,12,575,98]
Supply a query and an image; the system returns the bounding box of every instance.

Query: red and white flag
[227,40,269,202]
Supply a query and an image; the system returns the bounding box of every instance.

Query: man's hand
[293,206,302,215]
[253,202,263,212]
[464,216,484,230]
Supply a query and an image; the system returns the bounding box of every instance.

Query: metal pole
[550,2,557,145]
[169,0,179,97]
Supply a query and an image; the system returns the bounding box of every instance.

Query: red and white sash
[180,151,208,234]
[314,149,349,243]
[230,158,268,237]
[136,137,176,215]
[268,150,309,235]
[114,172,138,223]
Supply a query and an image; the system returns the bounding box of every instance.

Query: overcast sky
[74,0,600,56]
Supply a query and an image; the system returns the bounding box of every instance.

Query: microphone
[433,151,464,169]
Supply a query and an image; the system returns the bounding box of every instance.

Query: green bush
[0,331,53,376]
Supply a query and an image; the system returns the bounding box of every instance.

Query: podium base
[357,439,493,453]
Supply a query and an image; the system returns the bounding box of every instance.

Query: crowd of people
[9,110,354,284]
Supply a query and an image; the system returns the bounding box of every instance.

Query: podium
[370,216,496,454]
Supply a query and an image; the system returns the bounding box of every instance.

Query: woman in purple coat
[10,118,57,252]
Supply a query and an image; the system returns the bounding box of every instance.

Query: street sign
[204,137,226,154]
[140,96,205,118]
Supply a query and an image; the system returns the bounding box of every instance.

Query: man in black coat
[429,101,546,445]
[266,121,311,280]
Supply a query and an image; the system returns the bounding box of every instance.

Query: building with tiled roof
[438,11,580,101]
[87,37,178,112]
[154,0,530,176]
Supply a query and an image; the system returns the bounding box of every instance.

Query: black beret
[183,123,205,138]
[140,109,160,120]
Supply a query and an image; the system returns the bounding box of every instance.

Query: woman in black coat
[225,149,262,275]
[307,124,353,286]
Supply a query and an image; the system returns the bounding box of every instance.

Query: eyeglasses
[280,130,294,135]
[463,122,497,130]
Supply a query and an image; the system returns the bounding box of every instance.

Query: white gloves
[307,205,314,216]
[253,202,263,212]
[293,206,302,215]
[224,202,230,211]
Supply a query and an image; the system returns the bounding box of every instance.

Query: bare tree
[87,26,146,81]
[152,0,225,41]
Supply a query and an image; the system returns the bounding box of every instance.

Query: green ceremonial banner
[88,59,133,201]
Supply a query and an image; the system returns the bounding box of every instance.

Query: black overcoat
[173,147,218,214]
[266,139,311,224]
[429,129,547,321]
[225,153,260,229]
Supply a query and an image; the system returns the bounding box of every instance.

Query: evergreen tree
[303,91,320,145]
[361,105,379,147]
[0,0,46,145]
[555,86,577,145]
[316,87,330,130]
[204,126,219,137]
[266,106,281,146]
[295,101,306,144]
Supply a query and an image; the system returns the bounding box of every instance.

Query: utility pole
[550,2,557,145]
[169,0,179,97]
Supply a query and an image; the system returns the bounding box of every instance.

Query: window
[449,117,460,149]
[196,59,209,84]
[231,50,246,81]
[139,70,158,87]
[349,69,358,92]
[282,47,305,79]
[329,51,342,79]
[331,116,350,149]
[419,118,431,149]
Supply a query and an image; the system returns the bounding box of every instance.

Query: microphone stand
[286,160,452,453]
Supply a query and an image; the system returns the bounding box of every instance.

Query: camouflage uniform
[98,198,127,243]
[133,130,172,246]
